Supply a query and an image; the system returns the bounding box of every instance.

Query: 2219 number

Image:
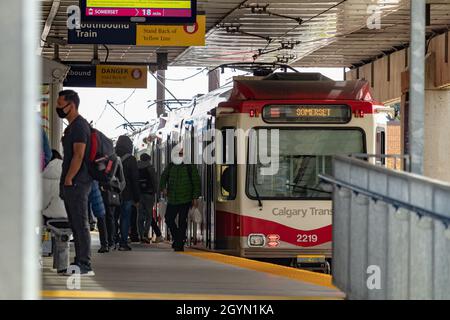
[297,234,318,243]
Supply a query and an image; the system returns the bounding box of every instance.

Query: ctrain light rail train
[130,71,391,269]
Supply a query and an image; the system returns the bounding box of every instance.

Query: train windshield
[247,128,365,200]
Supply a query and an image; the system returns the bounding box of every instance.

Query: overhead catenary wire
[102,44,110,63]
[157,68,208,82]
[106,100,137,132]
[257,0,348,58]
[149,71,186,108]
[94,102,108,126]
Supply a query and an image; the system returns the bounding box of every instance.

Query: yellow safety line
[182,252,336,289]
[41,290,340,300]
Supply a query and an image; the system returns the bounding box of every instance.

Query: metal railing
[350,153,411,172]
[319,155,450,300]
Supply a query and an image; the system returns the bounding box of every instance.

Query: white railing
[320,156,450,300]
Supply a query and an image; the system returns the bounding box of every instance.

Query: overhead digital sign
[81,0,197,24]
[262,105,352,124]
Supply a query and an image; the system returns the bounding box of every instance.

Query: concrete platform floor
[42,237,344,300]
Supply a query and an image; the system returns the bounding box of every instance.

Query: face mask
[56,104,71,119]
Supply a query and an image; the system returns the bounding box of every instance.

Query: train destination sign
[262,105,352,124]
[81,0,197,24]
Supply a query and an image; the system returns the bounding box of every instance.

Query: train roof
[230,79,374,102]
[132,74,377,147]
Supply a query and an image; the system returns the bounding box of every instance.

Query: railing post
[367,200,388,299]
[332,187,351,293]
[349,193,369,299]
[409,214,433,299]
[433,188,450,299]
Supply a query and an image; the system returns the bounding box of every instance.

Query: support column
[49,82,63,152]
[156,70,166,118]
[208,68,221,92]
[0,0,40,299]
[409,0,426,174]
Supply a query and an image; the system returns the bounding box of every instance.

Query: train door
[204,118,215,249]
[214,118,240,254]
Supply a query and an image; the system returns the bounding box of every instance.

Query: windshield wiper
[252,166,263,209]
[287,183,332,194]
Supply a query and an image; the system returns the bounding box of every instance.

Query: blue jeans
[120,200,133,246]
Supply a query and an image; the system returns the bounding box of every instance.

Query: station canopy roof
[40,0,450,69]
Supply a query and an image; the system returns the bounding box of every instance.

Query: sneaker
[63,265,95,277]
[174,246,184,252]
[98,246,109,253]
[118,245,132,251]
[80,269,95,277]
[153,236,164,243]
[141,238,151,244]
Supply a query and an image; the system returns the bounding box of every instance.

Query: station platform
[41,237,344,300]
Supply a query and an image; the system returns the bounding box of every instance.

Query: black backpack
[138,165,155,194]
[87,127,121,187]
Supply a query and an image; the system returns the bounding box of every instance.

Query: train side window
[219,128,237,200]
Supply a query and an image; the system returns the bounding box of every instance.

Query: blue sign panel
[63,65,96,87]
[68,23,137,45]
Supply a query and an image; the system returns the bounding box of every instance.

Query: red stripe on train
[216,210,332,247]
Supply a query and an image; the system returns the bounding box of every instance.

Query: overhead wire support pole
[409,0,426,175]
[106,100,136,132]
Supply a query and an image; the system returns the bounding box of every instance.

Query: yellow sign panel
[96,65,147,88]
[136,15,205,46]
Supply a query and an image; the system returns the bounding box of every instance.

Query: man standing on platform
[57,90,94,276]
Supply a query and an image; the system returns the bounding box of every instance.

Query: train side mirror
[220,165,236,199]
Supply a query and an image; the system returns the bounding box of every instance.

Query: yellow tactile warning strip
[41,290,341,300]
[182,252,335,289]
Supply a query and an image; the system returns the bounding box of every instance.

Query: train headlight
[248,234,266,247]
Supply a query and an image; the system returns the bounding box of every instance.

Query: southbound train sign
[64,65,147,88]
[67,15,205,46]
[68,23,136,45]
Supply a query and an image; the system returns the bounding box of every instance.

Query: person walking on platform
[137,153,162,244]
[57,90,94,276]
[159,149,201,252]
[115,135,140,251]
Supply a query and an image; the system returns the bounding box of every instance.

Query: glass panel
[247,129,364,199]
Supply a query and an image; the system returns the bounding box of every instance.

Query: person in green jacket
[160,149,201,251]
